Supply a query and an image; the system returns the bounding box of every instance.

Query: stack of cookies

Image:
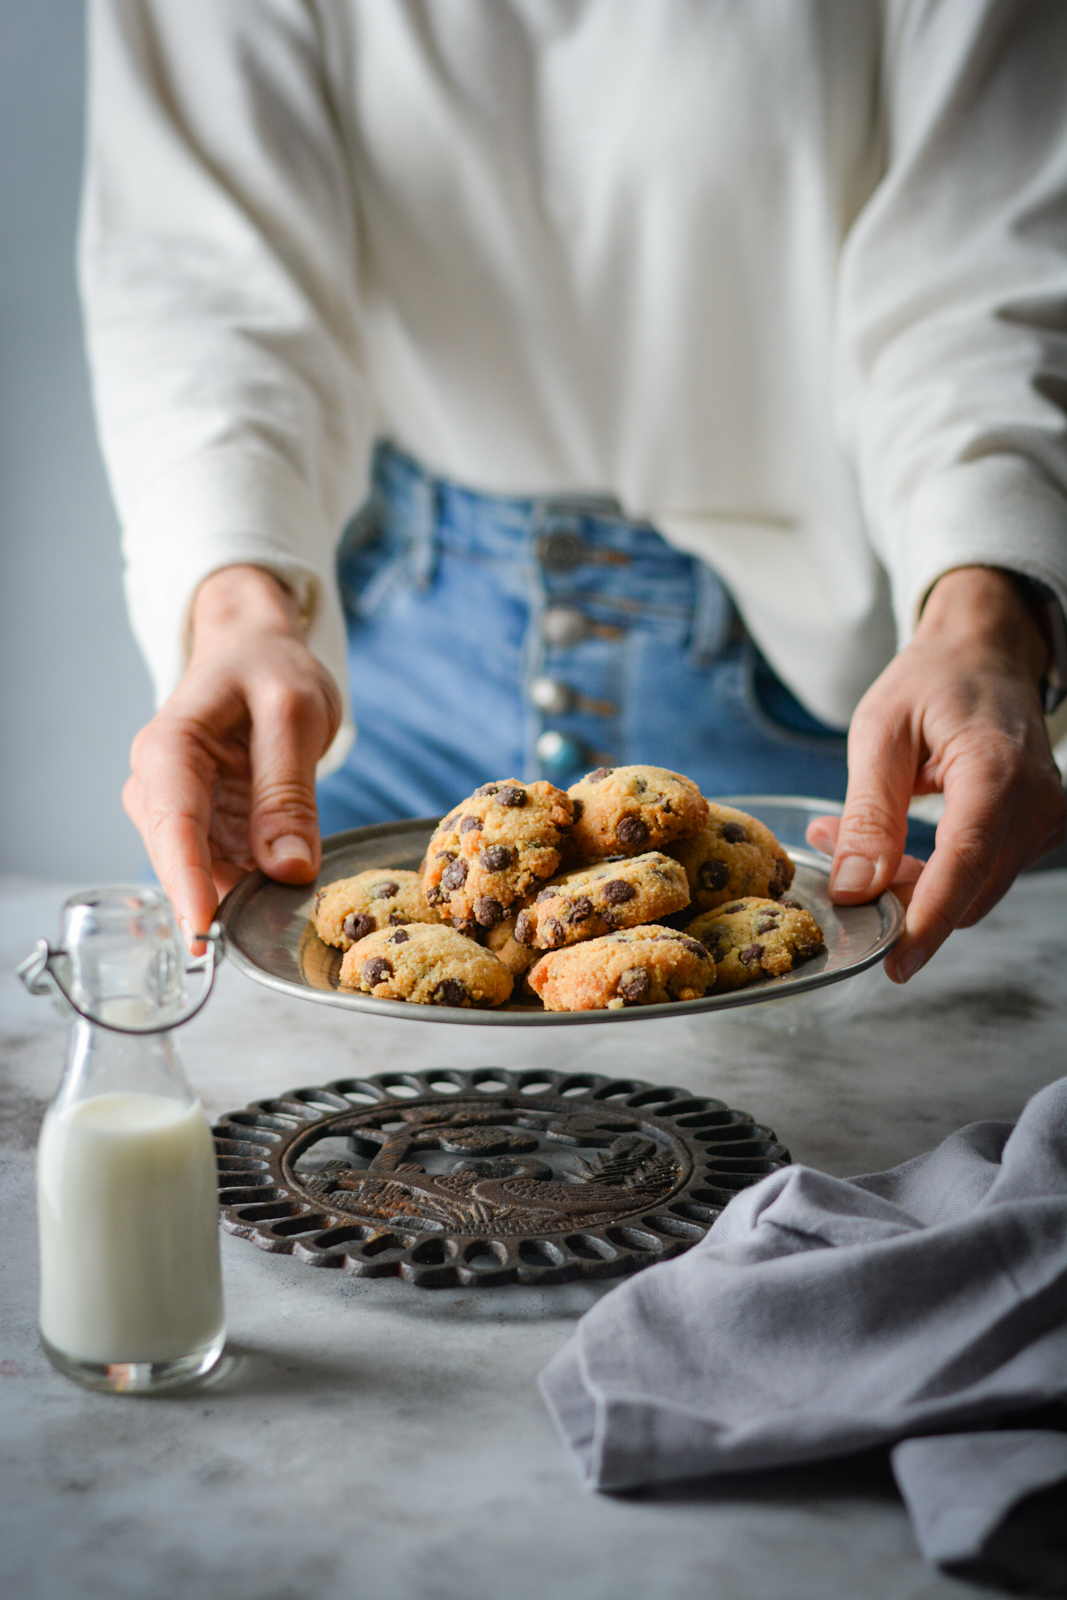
[311,766,825,1011]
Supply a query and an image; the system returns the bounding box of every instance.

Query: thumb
[830,711,915,903]
[247,688,326,882]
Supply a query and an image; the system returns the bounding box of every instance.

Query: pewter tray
[217,796,903,1024]
[214,1069,788,1286]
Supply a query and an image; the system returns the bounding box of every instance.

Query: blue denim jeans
[317,442,851,832]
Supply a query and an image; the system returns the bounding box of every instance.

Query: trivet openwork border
[214,1068,788,1286]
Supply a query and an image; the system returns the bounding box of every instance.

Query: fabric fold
[539,1077,1067,1564]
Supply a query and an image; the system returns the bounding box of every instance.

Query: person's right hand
[122,565,342,951]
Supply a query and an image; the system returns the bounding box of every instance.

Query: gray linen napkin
[539,1076,1067,1562]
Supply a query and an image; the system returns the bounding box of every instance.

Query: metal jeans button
[535,529,586,572]
[541,606,589,648]
[535,730,584,774]
[529,676,575,715]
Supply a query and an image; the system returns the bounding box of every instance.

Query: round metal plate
[214,1068,789,1286]
[217,796,903,1025]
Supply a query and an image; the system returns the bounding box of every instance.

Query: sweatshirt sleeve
[80,0,372,769]
[836,0,1067,654]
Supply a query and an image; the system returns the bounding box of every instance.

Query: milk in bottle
[27,887,225,1392]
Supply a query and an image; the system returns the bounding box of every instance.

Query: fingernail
[180,917,194,950]
[894,947,927,984]
[268,834,314,866]
[832,855,876,894]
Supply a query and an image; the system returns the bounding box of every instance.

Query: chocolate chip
[617,967,651,1003]
[432,978,469,1006]
[768,856,791,897]
[702,937,726,961]
[721,822,748,844]
[452,917,478,938]
[314,889,325,908]
[681,937,709,958]
[459,815,483,835]
[441,859,469,891]
[496,786,526,807]
[514,910,535,946]
[436,848,457,862]
[361,956,393,987]
[601,878,635,905]
[473,783,500,797]
[536,887,556,904]
[586,766,614,783]
[722,901,746,915]
[479,845,512,873]
[543,918,566,948]
[343,912,376,944]
[439,811,460,831]
[475,896,504,927]
[739,944,764,966]
[698,858,730,892]
[374,880,399,899]
[756,916,779,935]
[567,896,594,924]
[615,815,649,850]
[425,887,444,906]
[570,797,584,821]
[388,928,410,944]
[388,912,410,926]
[780,898,803,911]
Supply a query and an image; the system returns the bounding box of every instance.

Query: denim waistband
[349,439,737,662]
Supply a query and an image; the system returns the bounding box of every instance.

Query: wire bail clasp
[15,925,226,1035]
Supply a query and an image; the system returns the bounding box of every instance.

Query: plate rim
[218,802,904,1025]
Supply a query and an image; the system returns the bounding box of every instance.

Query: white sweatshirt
[80,0,1067,768]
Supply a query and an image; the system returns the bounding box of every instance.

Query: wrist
[917,566,1049,686]
[191,565,306,651]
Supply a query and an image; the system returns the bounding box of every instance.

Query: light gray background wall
[1,5,153,881]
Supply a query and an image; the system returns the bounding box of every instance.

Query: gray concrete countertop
[2,870,1065,1600]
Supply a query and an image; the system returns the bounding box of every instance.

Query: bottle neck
[52,1019,196,1116]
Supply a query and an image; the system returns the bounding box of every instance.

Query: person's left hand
[805,566,1065,984]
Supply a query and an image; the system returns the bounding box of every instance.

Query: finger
[246,684,330,881]
[805,816,840,856]
[127,725,221,950]
[883,758,1009,984]
[830,706,916,904]
[886,853,924,912]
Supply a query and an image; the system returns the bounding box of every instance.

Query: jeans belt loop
[689,559,735,666]
[407,461,440,590]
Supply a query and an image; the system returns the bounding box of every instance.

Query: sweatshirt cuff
[121,445,354,777]
[893,455,1067,650]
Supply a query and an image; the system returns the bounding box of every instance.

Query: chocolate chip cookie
[668,803,794,912]
[338,923,514,1007]
[423,779,575,928]
[686,896,825,991]
[566,765,707,857]
[527,924,714,1011]
[514,852,690,950]
[313,869,442,951]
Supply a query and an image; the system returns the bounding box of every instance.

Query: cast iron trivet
[214,1068,789,1286]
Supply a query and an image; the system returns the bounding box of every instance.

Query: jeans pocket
[336,496,415,621]
[740,641,850,755]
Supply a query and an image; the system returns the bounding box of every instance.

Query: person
[81,1,1066,982]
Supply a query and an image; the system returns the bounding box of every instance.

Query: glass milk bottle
[21,886,225,1393]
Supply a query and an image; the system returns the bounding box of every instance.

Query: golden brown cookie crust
[338,923,514,1007]
[686,896,824,991]
[422,779,574,928]
[567,766,708,857]
[668,803,794,912]
[484,914,539,978]
[527,924,713,1011]
[313,870,442,950]
[515,852,690,950]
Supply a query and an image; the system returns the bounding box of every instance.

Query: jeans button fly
[541,606,589,648]
[535,530,586,572]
